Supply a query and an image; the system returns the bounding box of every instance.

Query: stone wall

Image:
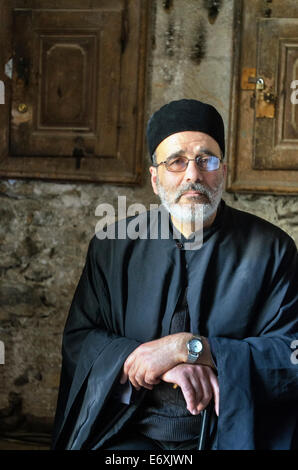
[0,0,297,435]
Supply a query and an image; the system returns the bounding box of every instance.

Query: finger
[192,372,213,413]
[124,360,139,390]
[144,373,161,386]
[135,370,160,390]
[135,374,153,390]
[120,356,133,384]
[143,384,154,390]
[120,358,131,384]
[208,372,220,416]
[129,364,154,391]
[119,370,127,384]
[187,379,206,414]
[179,378,199,415]
[126,360,158,391]
[128,374,141,391]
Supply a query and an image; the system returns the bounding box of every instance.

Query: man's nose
[183,160,203,182]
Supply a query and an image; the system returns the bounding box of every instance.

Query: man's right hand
[161,363,219,416]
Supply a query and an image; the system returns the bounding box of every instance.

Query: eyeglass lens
[166,155,220,172]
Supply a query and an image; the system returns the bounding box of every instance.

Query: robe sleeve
[52,236,141,449]
[208,237,298,449]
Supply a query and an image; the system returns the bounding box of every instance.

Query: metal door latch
[241,68,276,118]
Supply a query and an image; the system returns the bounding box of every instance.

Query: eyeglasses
[153,155,222,172]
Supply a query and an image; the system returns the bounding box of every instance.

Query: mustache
[174,183,211,203]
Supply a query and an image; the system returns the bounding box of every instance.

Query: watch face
[189,338,203,354]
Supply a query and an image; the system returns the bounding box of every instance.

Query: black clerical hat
[146,99,225,160]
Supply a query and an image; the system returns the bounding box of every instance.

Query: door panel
[11,7,121,158]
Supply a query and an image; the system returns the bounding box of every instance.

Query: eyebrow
[166,148,220,161]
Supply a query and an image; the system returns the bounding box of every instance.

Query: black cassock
[52,201,298,450]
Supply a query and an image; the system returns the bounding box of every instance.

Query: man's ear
[149,166,159,195]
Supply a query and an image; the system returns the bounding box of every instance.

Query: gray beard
[156,179,224,224]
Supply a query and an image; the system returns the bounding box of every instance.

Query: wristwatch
[186,336,203,363]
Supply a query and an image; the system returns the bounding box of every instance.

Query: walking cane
[173,383,212,450]
[197,403,212,450]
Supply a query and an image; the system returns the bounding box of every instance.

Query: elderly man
[52,100,298,450]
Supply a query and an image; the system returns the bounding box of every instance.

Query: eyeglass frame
[152,152,223,172]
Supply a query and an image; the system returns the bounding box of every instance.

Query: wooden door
[227,0,298,194]
[0,0,149,184]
